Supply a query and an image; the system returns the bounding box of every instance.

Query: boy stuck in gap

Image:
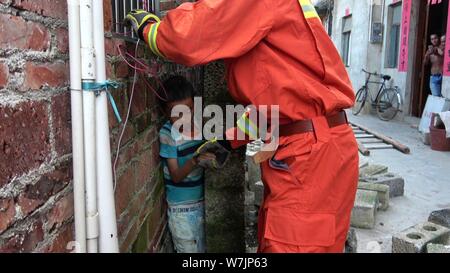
[158,76,216,253]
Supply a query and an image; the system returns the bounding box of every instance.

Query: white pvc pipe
[80,0,99,253]
[67,0,86,253]
[93,0,120,253]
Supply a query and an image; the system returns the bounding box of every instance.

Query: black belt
[278,111,348,137]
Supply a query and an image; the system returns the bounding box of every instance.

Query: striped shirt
[159,121,205,205]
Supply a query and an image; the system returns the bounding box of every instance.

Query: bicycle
[352,69,402,121]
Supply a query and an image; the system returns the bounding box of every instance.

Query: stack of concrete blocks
[392,222,450,253]
[392,209,450,253]
[244,141,263,253]
[246,140,264,193]
[351,163,406,230]
[426,209,450,253]
[345,228,358,253]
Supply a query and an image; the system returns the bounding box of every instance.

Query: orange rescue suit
[144,0,359,253]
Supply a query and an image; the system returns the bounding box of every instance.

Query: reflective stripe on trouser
[256,117,359,253]
[168,201,206,253]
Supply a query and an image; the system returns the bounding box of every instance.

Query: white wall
[332,0,371,91]
[330,0,421,117]
[442,78,450,99]
[379,0,409,115]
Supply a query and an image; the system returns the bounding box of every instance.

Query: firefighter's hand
[192,152,216,166]
[125,10,160,41]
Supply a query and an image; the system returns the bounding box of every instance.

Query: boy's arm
[166,158,196,183]
[166,153,216,183]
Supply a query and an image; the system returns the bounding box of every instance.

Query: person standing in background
[425,34,444,97]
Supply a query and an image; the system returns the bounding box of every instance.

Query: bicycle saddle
[382,75,391,81]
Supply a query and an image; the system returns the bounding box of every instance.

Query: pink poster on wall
[398,0,412,72]
[444,2,450,76]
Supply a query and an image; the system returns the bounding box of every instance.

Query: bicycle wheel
[352,87,368,116]
[376,88,401,121]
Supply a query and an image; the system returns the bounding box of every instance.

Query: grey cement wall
[203,61,246,253]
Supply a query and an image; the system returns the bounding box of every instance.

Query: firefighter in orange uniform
[126,0,359,253]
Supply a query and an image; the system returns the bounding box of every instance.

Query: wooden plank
[360,139,384,144]
[357,141,370,156]
[356,134,376,139]
[365,144,394,150]
[351,122,411,154]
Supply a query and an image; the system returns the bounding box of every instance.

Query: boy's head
[158,75,195,125]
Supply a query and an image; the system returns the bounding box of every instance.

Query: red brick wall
[0,0,201,253]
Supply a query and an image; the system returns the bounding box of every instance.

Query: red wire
[116,43,168,102]
[117,44,149,73]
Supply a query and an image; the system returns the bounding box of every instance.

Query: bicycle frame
[363,72,388,103]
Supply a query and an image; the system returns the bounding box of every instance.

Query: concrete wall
[379,0,422,116]
[203,62,246,253]
[332,0,371,90]
[442,78,450,99]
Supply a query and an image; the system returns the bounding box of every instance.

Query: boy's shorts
[168,201,206,253]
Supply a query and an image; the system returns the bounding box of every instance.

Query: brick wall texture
[0,0,201,253]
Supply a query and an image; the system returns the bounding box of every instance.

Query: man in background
[425,34,444,97]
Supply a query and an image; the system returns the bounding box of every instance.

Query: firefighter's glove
[125,10,160,41]
[195,139,231,169]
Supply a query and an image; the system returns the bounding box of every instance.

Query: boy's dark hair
[158,75,195,109]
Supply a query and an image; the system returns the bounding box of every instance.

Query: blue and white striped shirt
[159,121,205,205]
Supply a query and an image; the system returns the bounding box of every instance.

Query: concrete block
[245,190,255,206]
[420,132,431,146]
[254,181,264,207]
[427,243,450,253]
[359,158,369,169]
[358,182,390,211]
[361,172,405,198]
[351,190,379,229]
[428,209,450,229]
[246,208,258,224]
[246,157,261,191]
[359,164,389,177]
[392,222,450,253]
[345,228,358,253]
[246,247,258,253]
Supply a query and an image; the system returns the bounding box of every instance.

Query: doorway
[411,0,449,117]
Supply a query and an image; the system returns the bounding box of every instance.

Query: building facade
[317,0,450,118]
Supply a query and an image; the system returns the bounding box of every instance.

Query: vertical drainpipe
[93,0,120,253]
[79,0,99,253]
[67,0,87,253]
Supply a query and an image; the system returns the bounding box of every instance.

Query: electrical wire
[113,40,141,191]
[112,30,173,191]
[116,43,169,101]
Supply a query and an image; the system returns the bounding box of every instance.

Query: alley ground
[348,112,450,253]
